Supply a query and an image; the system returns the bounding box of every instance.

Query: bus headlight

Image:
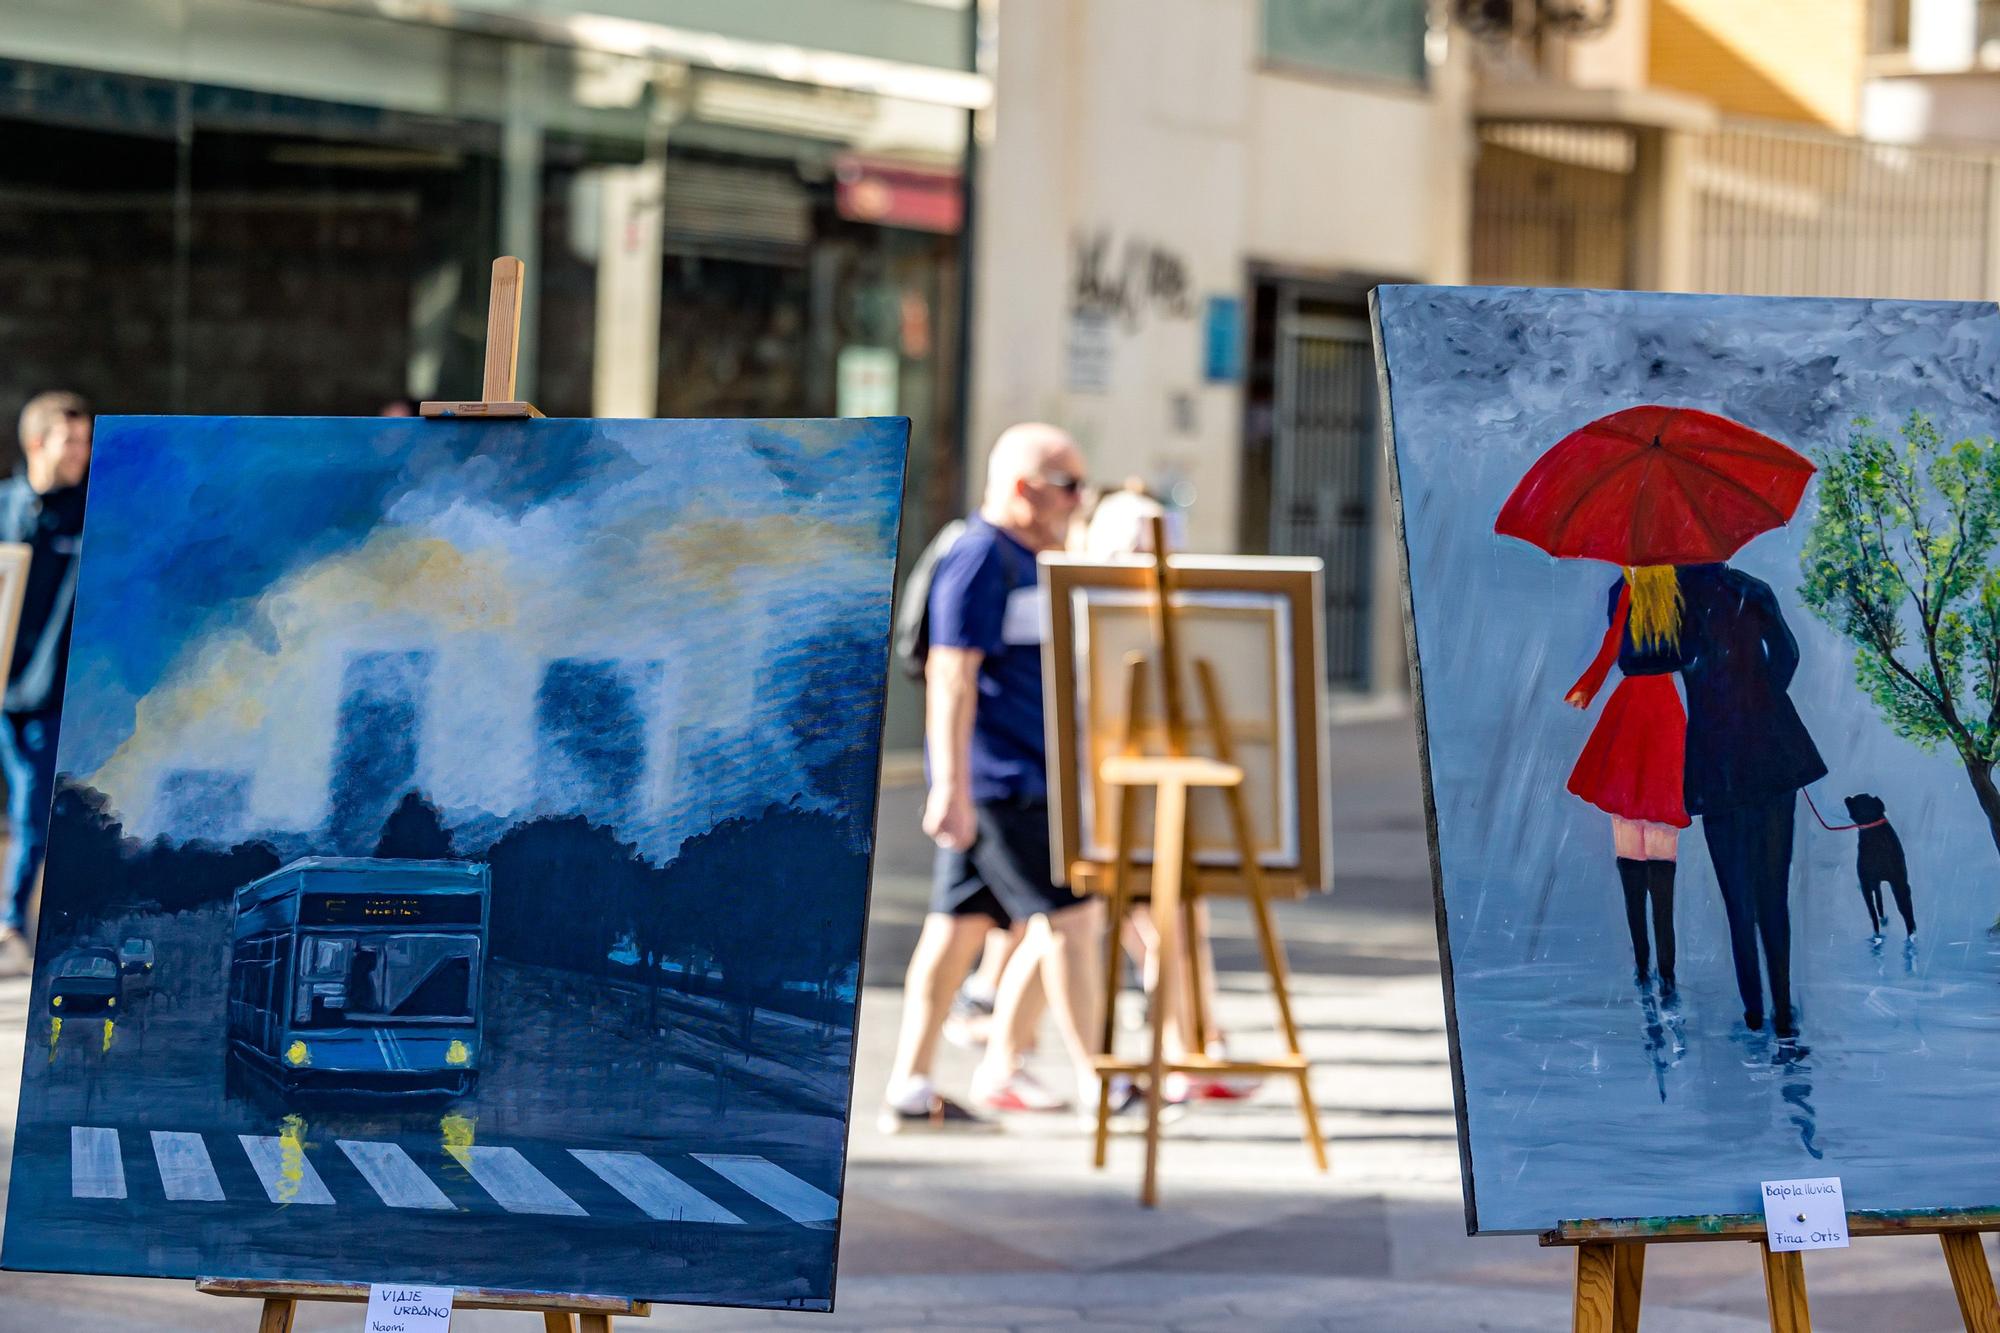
[50,995,60,1007]
[105,997,115,1009]
[285,1039,311,1067]
[446,1039,470,1066]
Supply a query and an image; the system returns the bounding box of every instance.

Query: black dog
[1845,793,1916,941]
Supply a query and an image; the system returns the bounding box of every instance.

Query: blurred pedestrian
[879,423,1109,1129]
[0,391,92,964]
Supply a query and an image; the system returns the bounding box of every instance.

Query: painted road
[56,1124,826,1226]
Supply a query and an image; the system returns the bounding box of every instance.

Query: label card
[365,1284,454,1333]
[1761,1177,1849,1252]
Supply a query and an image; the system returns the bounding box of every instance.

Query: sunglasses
[1037,471,1084,495]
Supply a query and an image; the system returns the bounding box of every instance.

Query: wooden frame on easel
[195,257,649,1333]
[1546,1210,1999,1332]
[1044,522,1330,1206]
[1041,552,1331,900]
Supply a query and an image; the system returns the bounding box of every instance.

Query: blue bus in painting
[227,858,490,1096]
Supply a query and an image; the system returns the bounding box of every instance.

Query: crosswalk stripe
[151,1131,224,1202]
[446,1145,586,1216]
[692,1154,836,1226]
[239,1135,335,1205]
[338,1140,455,1211]
[569,1150,743,1224]
[70,1127,126,1200]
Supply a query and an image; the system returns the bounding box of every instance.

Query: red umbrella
[1495,405,1816,565]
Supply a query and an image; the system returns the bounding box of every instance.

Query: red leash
[1803,788,1885,832]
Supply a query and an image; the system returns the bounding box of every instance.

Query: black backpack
[893,519,966,680]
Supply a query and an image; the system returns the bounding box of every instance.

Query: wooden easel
[1548,1210,2000,1332]
[199,1278,649,1332]
[200,258,646,1331]
[1089,516,1327,1206]
[419,255,544,420]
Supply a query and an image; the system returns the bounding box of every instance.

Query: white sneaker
[972,1066,1070,1113]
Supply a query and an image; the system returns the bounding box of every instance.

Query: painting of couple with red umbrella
[1375,285,2000,1234]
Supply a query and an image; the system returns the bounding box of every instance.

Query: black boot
[1617,858,1651,986]
[1648,859,1678,1000]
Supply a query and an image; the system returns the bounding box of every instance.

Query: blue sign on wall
[1203,295,1244,383]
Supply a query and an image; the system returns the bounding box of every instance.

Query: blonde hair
[1625,565,1682,651]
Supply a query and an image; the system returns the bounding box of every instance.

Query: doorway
[1242,278,1380,691]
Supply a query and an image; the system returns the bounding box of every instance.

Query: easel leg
[543,1315,578,1333]
[1244,883,1327,1170]
[1612,1243,1644,1333]
[1181,891,1209,1054]
[578,1316,613,1333]
[1193,659,1326,1171]
[1140,779,1188,1209]
[256,1298,297,1333]
[1760,1242,1813,1333]
[1093,788,1133,1169]
[1941,1231,2000,1333]
[1573,1243,1616,1333]
[1572,1243,1644,1333]
[1097,653,1149,1170]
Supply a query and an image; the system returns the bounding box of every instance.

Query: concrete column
[1629,125,1695,292]
[591,157,667,418]
[501,41,546,399]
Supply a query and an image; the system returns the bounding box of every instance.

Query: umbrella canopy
[1494,404,1816,566]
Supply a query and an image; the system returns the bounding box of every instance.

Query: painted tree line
[38,782,867,1012]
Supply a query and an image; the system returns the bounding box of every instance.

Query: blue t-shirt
[927,514,1047,802]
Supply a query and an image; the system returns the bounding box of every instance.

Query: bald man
[880,424,1113,1129]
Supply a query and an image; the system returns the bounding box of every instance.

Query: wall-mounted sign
[1204,295,1244,382]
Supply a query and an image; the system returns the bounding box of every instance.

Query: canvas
[1374,284,2000,1233]
[1,414,907,1309]
[1040,555,1330,896]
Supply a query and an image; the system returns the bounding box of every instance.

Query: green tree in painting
[1800,413,2000,900]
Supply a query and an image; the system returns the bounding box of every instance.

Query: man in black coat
[1621,562,1825,1039]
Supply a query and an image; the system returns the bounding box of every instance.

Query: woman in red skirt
[1565,565,1687,1000]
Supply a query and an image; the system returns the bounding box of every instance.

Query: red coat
[1566,582,1690,828]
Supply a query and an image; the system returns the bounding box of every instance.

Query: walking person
[1565,566,1688,1000]
[0,391,92,968]
[879,423,1109,1128]
[1623,562,1825,1040]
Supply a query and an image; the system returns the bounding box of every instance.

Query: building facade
[1,0,987,742]
[971,0,1473,697]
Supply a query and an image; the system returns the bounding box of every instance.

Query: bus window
[375,935,476,1022]
[295,935,354,1025]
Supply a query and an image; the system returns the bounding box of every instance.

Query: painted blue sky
[1377,286,2000,1231]
[61,415,907,856]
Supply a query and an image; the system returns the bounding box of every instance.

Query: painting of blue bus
[228,858,490,1097]
[1,414,908,1310]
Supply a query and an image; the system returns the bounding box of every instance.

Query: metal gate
[1269,307,1376,689]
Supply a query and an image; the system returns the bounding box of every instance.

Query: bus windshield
[295,932,478,1026]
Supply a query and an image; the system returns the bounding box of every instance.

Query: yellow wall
[1648,0,1867,132]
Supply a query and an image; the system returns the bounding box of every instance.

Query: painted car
[49,948,122,1014]
[117,937,156,977]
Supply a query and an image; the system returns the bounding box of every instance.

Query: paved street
[0,715,1993,1329]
